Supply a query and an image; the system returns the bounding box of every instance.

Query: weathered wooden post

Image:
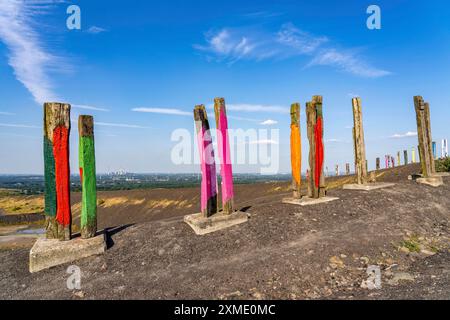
[345,163,350,176]
[284,96,338,206]
[79,116,97,239]
[43,103,71,241]
[414,96,435,177]
[376,158,380,170]
[306,96,326,198]
[194,105,218,217]
[290,103,302,199]
[184,99,247,234]
[351,98,369,185]
[404,150,408,165]
[214,98,234,214]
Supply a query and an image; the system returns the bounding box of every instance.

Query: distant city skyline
[0,0,449,174]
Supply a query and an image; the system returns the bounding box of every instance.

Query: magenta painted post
[214,98,235,215]
[194,105,218,218]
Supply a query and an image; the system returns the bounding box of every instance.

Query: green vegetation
[400,235,421,253]
[436,157,450,172]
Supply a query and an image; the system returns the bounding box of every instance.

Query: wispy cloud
[72,104,110,112]
[207,103,288,114]
[0,123,40,129]
[307,48,391,78]
[95,122,150,129]
[260,119,278,126]
[195,23,390,78]
[0,111,16,116]
[132,107,191,116]
[87,26,107,34]
[249,139,278,145]
[0,0,64,105]
[390,131,417,139]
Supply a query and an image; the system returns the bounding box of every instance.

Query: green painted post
[78,115,97,239]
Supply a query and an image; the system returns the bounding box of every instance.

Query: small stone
[73,291,85,298]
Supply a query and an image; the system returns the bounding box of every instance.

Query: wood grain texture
[290,103,302,199]
[194,105,218,218]
[352,98,369,185]
[43,103,71,241]
[79,115,97,239]
[214,98,234,215]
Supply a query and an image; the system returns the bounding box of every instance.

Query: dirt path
[0,165,448,300]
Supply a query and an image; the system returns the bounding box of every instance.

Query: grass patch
[436,157,450,172]
[400,235,421,253]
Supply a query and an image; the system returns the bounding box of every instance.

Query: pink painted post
[214,98,234,215]
[194,105,218,218]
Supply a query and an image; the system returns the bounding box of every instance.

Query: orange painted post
[290,103,302,199]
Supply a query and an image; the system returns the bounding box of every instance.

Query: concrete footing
[29,234,106,273]
[184,211,249,235]
[408,173,445,187]
[282,196,339,206]
[343,182,395,191]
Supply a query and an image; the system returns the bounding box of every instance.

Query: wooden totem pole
[352,98,369,185]
[306,96,326,198]
[194,105,218,218]
[414,96,436,178]
[214,98,234,214]
[79,116,97,239]
[404,150,408,165]
[290,103,302,199]
[43,103,71,241]
[345,163,350,176]
[376,158,380,171]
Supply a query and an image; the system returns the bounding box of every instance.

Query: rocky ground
[0,164,449,300]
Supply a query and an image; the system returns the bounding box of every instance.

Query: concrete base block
[29,234,106,273]
[184,211,249,235]
[282,196,339,206]
[343,182,396,191]
[416,176,444,187]
[434,172,450,177]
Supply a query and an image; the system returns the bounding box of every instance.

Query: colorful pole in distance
[214,98,234,215]
[443,139,449,158]
[290,103,302,199]
[194,105,218,218]
[432,142,437,160]
[404,150,408,165]
[412,148,416,163]
[43,103,71,241]
[79,115,97,239]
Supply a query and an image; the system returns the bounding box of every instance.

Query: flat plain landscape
[0,164,449,299]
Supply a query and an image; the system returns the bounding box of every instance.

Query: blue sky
[0,0,449,174]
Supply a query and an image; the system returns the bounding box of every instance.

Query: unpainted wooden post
[194,105,218,218]
[214,98,234,214]
[79,115,97,239]
[414,96,434,177]
[290,103,302,199]
[43,102,71,241]
[351,98,368,184]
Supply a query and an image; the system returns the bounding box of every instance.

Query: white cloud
[195,23,390,78]
[249,139,278,145]
[307,48,391,78]
[218,104,289,114]
[0,122,40,129]
[87,26,107,34]
[325,138,342,143]
[0,111,15,116]
[260,119,278,126]
[95,122,150,129]
[390,131,417,139]
[132,107,191,116]
[0,0,64,105]
[73,104,110,112]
